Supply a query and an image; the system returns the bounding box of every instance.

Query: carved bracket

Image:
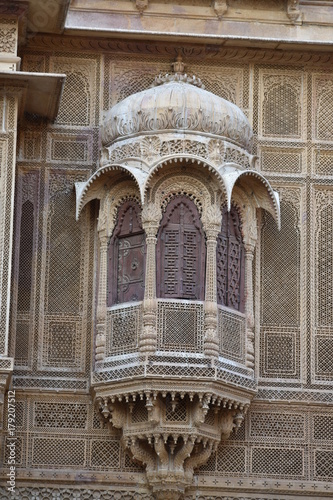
[287,0,302,24]
[135,0,148,15]
[213,0,228,20]
[95,390,248,499]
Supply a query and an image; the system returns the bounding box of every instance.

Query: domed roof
[101,72,253,152]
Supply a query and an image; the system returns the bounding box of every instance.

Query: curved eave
[75,164,146,220]
[143,154,228,198]
[221,169,280,230]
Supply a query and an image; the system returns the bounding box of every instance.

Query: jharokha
[0,1,332,499]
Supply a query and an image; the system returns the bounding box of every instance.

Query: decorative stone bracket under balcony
[94,384,252,499]
[92,299,256,498]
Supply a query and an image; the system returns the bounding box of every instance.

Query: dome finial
[152,53,205,89]
[172,53,185,75]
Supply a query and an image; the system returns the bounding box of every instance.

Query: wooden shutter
[217,206,245,312]
[157,197,205,300]
[108,201,145,305]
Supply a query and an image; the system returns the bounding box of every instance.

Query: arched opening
[107,200,145,305]
[156,196,205,300]
[216,205,245,312]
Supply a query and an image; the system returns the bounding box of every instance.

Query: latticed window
[217,205,245,312]
[157,196,205,300]
[18,200,34,312]
[108,200,145,305]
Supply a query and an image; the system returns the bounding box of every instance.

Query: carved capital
[202,204,221,234]
[141,202,161,235]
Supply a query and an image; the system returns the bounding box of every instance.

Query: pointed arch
[217,204,245,312]
[156,196,205,300]
[108,199,145,306]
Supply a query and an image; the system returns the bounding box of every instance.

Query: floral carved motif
[0,28,16,53]
[106,136,253,171]
[104,108,252,150]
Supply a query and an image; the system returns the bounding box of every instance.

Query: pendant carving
[96,391,246,499]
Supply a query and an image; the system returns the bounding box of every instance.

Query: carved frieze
[24,35,333,68]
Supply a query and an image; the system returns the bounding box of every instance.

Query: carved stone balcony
[92,300,256,499]
[80,60,280,499]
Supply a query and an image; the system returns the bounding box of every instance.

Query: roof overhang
[0,71,66,121]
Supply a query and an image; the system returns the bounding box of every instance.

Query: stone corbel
[109,401,127,429]
[173,437,195,470]
[192,397,207,427]
[287,0,302,24]
[130,438,156,473]
[184,441,213,482]
[147,397,160,425]
[219,409,236,440]
[154,435,169,469]
[213,0,228,20]
[135,0,148,15]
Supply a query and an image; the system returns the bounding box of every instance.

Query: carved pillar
[241,203,258,370]
[244,242,255,369]
[95,230,108,363]
[203,205,221,358]
[141,203,161,354]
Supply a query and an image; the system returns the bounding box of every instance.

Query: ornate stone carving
[213,0,228,20]
[102,72,253,150]
[25,35,333,67]
[287,0,302,24]
[141,201,162,231]
[0,28,16,53]
[140,136,161,163]
[107,136,254,171]
[95,391,246,499]
[135,0,148,15]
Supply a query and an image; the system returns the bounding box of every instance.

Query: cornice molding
[22,34,333,67]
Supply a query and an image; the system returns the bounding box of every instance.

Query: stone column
[244,242,255,369]
[95,230,108,364]
[203,205,221,358]
[140,203,161,355]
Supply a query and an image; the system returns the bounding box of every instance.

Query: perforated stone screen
[3,34,333,499]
